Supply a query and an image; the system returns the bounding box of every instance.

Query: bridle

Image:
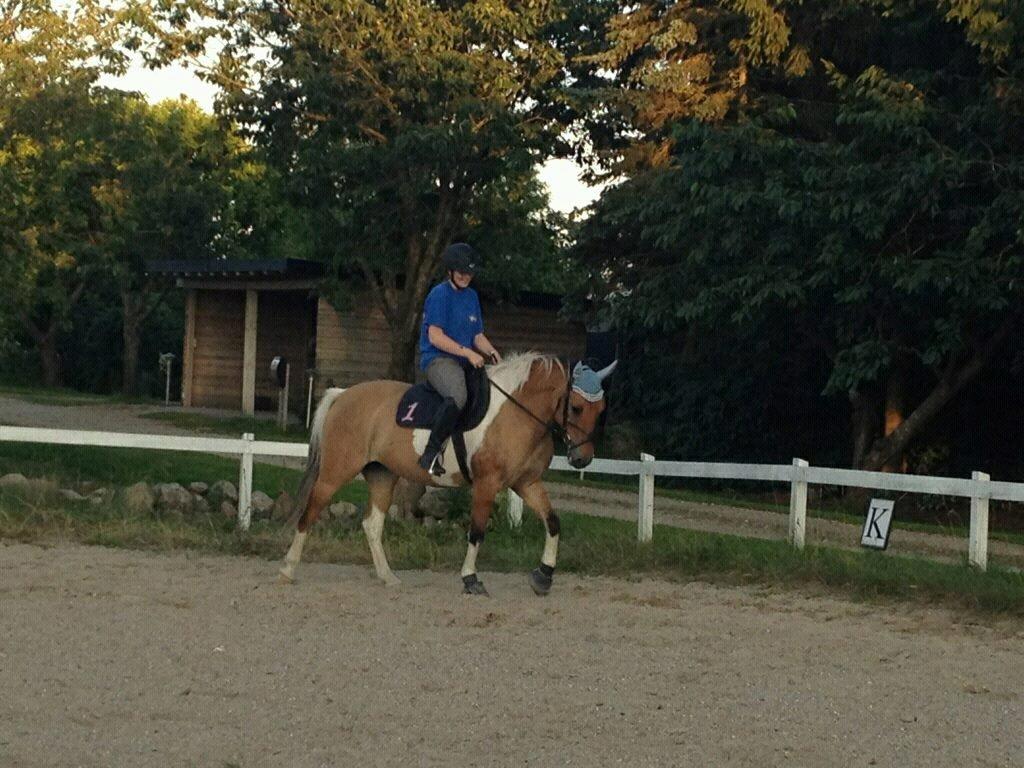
[488,368,601,452]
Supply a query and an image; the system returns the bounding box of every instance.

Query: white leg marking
[363,506,401,587]
[279,531,308,582]
[542,533,559,569]
[461,542,480,577]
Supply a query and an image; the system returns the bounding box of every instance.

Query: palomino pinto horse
[280,353,617,596]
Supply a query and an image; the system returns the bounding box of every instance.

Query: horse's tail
[289,387,346,528]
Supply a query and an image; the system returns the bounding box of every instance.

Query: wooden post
[182,289,196,407]
[788,458,809,549]
[238,432,254,530]
[507,490,523,528]
[242,289,258,415]
[969,470,990,570]
[638,453,655,542]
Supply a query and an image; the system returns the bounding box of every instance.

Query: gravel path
[2,540,1023,768]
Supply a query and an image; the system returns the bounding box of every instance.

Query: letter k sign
[861,499,895,550]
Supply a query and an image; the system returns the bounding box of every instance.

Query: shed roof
[145,258,325,280]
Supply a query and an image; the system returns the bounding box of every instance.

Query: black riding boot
[418,397,461,476]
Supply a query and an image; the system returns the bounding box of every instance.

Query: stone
[328,501,359,520]
[188,482,209,495]
[221,501,238,519]
[422,516,436,529]
[75,480,100,495]
[58,489,88,503]
[86,488,114,507]
[417,488,457,520]
[191,495,211,515]
[208,480,238,507]
[392,479,427,518]
[122,482,155,515]
[0,473,29,489]
[251,491,274,520]
[272,491,294,521]
[155,483,193,514]
[25,477,59,497]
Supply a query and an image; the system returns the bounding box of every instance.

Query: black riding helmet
[442,242,478,275]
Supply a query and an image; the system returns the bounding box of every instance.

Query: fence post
[507,490,523,528]
[969,470,990,570]
[788,458,808,549]
[238,432,255,531]
[638,453,655,543]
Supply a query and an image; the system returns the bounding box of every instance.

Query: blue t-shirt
[419,281,484,370]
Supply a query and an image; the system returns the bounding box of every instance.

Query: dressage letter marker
[861,498,895,550]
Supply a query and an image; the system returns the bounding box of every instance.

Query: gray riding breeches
[425,356,468,410]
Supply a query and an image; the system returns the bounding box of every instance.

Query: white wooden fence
[2,424,1023,571]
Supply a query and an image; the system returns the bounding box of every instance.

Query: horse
[279,352,617,596]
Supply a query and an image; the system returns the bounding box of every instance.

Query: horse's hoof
[462,574,489,596]
[383,575,402,588]
[278,566,295,584]
[529,567,552,596]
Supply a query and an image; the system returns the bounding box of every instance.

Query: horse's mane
[489,352,565,394]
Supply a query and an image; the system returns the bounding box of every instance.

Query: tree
[144,0,575,378]
[0,0,135,385]
[94,95,290,395]
[574,0,1024,470]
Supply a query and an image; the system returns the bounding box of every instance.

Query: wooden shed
[147,259,587,416]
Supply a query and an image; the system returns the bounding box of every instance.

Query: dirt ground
[2,540,1024,768]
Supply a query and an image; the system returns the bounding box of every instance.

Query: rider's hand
[465,349,486,368]
[489,350,502,364]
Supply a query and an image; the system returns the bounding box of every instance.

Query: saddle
[395,364,491,481]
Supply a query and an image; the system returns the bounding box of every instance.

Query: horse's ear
[595,360,618,381]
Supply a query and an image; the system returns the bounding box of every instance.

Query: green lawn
[0,383,155,407]
[139,410,310,442]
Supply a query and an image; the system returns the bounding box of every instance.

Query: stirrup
[428,453,446,477]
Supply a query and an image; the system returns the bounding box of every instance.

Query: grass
[3,436,1024,615]
[0,441,366,505]
[138,410,310,442]
[0,383,150,407]
[547,468,1024,547]
[3,490,1024,615]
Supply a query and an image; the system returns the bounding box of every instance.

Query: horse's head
[562,360,618,468]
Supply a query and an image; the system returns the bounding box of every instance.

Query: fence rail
[2,424,1021,571]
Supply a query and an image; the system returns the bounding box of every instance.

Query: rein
[487,369,597,451]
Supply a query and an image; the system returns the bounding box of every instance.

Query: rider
[417,242,502,476]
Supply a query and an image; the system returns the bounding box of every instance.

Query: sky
[99,63,605,215]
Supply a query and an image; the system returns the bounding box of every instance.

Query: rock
[191,495,211,515]
[392,479,426,518]
[221,501,238,519]
[75,480,101,495]
[188,482,209,495]
[251,491,274,520]
[25,477,59,497]
[272,491,294,521]
[208,480,238,507]
[87,488,114,507]
[155,483,193,514]
[417,487,457,520]
[328,501,359,520]
[422,516,436,529]
[58,489,88,503]
[0,473,29,489]
[123,482,155,515]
